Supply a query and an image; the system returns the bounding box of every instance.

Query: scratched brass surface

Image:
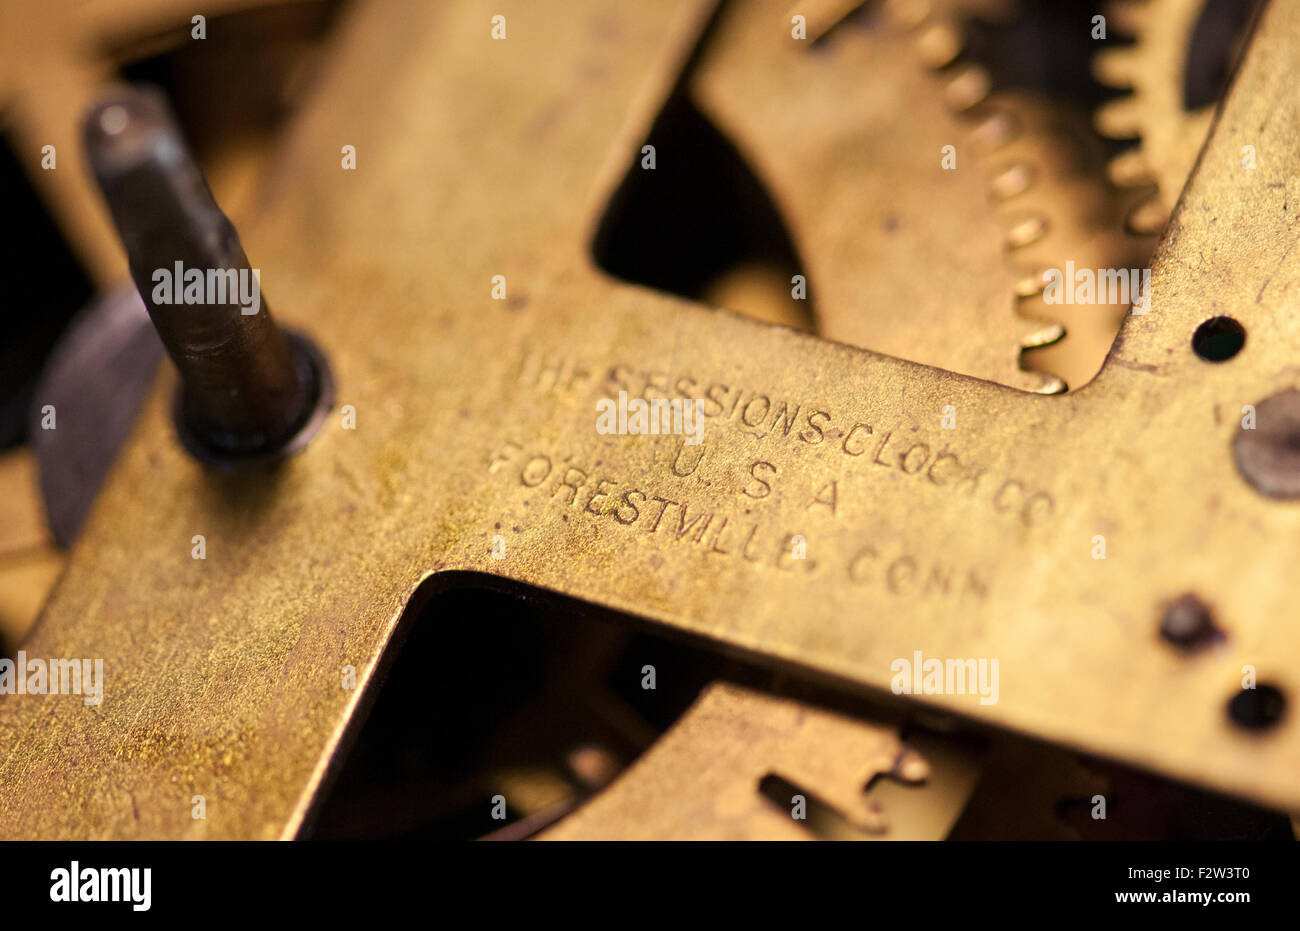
[2,0,1299,838]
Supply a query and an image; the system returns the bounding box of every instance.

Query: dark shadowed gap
[591,91,815,331]
[0,130,94,450]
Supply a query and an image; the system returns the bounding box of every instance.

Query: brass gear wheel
[1094,0,1264,231]
[694,0,1151,392]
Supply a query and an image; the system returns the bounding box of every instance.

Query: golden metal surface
[3,0,1300,840]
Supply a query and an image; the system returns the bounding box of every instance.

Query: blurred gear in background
[1094,0,1264,222]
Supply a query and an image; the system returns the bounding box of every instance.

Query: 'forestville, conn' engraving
[488,439,812,572]
[486,439,991,602]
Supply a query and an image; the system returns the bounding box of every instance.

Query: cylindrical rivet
[84,86,324,461]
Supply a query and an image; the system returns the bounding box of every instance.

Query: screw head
[1233,388,1300,498]
[1159,594,1221,649]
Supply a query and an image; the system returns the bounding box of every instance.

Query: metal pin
[84,86,318,459]
[1158,593,1221,650]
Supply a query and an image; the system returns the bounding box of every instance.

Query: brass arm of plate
[1,0,1298,839]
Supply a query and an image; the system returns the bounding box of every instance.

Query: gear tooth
[1021,322,1066,350]
[1014,267,1053,298]
[1104,0,1148,36]
[1005,214,1048,249]
[1107,148,1156,187]
[1126,194,1169,235]
[1017,370,1068,395]
[1094,96,1143,139]
[885,0,934,30]
[1093,47,1138,89]
[915,22,962,69]
[945,65,991,112]
[969,110,1020,152]
[990,162,1034,201]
